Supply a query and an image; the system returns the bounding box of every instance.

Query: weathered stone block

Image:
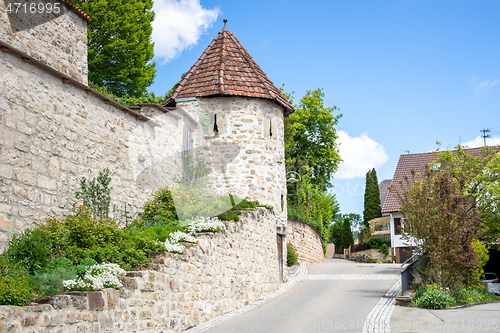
[87,292,105,311]
[119,276,138,290]
[0,165,13,179]
[98,312,114,332]
[21,314,39,326]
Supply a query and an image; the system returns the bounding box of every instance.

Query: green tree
[330,213,358,248]
[75,0,156,98]
[466,150,500,241]
[284,88,342,189]
[397,165,485,288]
[363,168,382,228]
[288,174,339,247]
[340,215,354,248]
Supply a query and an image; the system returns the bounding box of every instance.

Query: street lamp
[286,171,301,184]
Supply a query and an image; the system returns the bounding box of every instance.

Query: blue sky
[148,0,500,216]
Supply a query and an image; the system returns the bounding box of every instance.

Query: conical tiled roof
[162,26,294,115]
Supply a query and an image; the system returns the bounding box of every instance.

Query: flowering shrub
[162,217,225,254]
[168,231,198,243]
[187,216,225,233]
[414,287,454,309]
[413,283,500,309]
[163,240,185,254]
[63,263,125,291]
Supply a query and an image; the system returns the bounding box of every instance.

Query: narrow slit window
[281,194,284,211]
[213,114,219,134]
[269,119,273,138]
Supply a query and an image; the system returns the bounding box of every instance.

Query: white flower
[168,230,197,243]
[161,217,224,254]
[63,263,125,291]
[163,240,184,253]
[187,216,224,233]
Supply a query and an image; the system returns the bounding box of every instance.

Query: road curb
[362,277,401,333]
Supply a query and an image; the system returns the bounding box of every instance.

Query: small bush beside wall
[287,243,298,266]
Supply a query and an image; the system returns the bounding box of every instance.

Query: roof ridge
[219,31,227,94]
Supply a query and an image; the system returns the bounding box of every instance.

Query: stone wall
[0,208,284,332]
[177,97,288,226]
[0,0,88,84]
[0,46,192,251]
[287,219,324,263]
[349,248,392,263]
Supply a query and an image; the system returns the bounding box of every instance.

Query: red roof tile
[163,28,294,115]
[61,0,90,22]
[381,147,499,214]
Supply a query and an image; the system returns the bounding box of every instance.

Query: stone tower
[163,21,294,226]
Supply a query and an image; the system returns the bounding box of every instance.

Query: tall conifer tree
[363,168,382,227]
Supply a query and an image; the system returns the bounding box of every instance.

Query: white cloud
[152,0,220,64]
[335,130,388,179]
[471,77,499,94]
[462,135,500,148]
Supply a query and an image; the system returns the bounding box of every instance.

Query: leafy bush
[38,207,165,270]
[50,257,73,269]
[414,284,427,300]
[362,237,389,255]
[5,228,52,274]
[287,243,298,266]
[287,174,337,250]
[134,225,186,242]
[414,287,454,309]
[75,168,112,219]
[451,287,500,305]
[413,283,500,309]
[74,257,98,277]
[472,240,489,281]
[30,267,77,296]
[141,188,178,225]
[0,257,34,306]
[217,196,273,222]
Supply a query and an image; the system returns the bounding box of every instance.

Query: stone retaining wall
[287,219,324,263]
[0,208,284,332]
[349,248,392,263]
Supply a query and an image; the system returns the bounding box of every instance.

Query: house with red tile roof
[381,147,497,263]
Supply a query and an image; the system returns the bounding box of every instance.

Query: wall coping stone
[0,39,156,125]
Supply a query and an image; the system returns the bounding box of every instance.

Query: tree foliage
[395,146,500,288]
[283,87,342,248]
[75,0,156,98]
[340,215,354,248]
[288,174,339,247]
[329,213,359,248]
[284,88,342,189]
[363,168,382,228]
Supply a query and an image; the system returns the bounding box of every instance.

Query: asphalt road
[202,259,401,333]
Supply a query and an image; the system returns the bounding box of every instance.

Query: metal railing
[401,260,417,296]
